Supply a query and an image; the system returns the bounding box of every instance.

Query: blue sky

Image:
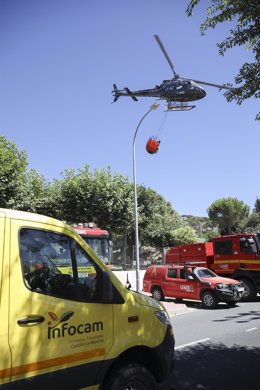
[1,0,259,217]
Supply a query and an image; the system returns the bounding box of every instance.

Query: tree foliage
[254,197,260,213]
[0,136,28,207]
[171,225,198,245]
[50,165,134,237]
[4,136,260,263]
[207,197,250,234]
[182,214,216,239]
[246,197,260,231]
[187,0,260,120]
[136,186,194,248]
[12,169,53,215]
[0,135,192,256]
[50,166,195,248]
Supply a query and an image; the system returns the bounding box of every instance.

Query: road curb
[161,301,190,316]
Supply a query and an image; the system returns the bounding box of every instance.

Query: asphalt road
[159,298,260,390]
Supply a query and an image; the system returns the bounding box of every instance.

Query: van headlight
[216,283,230,290]
[155,310,171,326]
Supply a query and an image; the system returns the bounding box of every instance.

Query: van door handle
[17,316,45,326]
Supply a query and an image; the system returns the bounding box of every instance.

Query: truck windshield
[194,268,217,279]
[255,235,260,254]
[82,237,109,265]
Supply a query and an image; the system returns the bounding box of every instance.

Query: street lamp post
[133,102,159,292]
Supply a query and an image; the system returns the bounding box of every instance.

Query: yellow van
[0,209,174,389]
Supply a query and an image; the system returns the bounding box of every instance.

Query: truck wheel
[102,363,157,390]
[152,287,164,301]
[239,279,257,301]
[201,291,218,309]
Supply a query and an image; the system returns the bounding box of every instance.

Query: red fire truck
[72,223,113,267]
[165,233,260,300]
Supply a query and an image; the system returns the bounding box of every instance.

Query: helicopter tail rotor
[112,84,120,102]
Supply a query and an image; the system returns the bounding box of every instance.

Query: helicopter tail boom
[112,84,138,102]
[124,87,138,101]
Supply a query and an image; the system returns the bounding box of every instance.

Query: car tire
[152,287,164,301]
[102,363,157,390]
[239,279,256,301]
[201,291,218,309]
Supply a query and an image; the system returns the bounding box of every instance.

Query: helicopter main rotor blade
[191,79,233,90]
[154,34,177,76]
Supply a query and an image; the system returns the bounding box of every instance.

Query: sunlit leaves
[0,136,28,207]
[187,0,260,120]
[207,197,250,234]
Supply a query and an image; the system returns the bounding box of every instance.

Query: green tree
[136,186,185,248]
[187,0,260,120]
[1,137,192,261]
[246,197,260,231]
[50,165,133,238]
[12,169,53,215]
[50,166,94,222]
[254,197,260,213]
[127,185,196,264]
[171,225,198,245]
[0,136,28,208]
[181,215,216,239]
[90,167,133,236]
[50,167,190,261]
[207,197,250,234]
[205,229,220,242]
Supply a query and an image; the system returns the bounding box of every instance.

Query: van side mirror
[100,271,113,303]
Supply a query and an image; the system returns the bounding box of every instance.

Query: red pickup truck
[143,264,245,309]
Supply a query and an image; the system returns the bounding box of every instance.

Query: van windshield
[194,268,217,279]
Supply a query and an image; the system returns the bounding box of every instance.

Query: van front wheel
[152,287,164,301]
[102,363,157,390]
[201,291,218,309]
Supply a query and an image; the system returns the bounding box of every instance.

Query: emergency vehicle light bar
[171,261,207,267]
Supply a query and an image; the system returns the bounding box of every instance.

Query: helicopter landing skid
[165,102,196,111]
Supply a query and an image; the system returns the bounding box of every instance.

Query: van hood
[202,276,239,285]
[132,291,164,310]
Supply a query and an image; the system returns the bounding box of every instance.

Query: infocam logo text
[47,311,103,340]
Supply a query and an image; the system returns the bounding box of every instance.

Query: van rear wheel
[152,287,164,301]
[102,363,157,390]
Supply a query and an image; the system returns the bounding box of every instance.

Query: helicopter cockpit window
[19,228,100,302]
